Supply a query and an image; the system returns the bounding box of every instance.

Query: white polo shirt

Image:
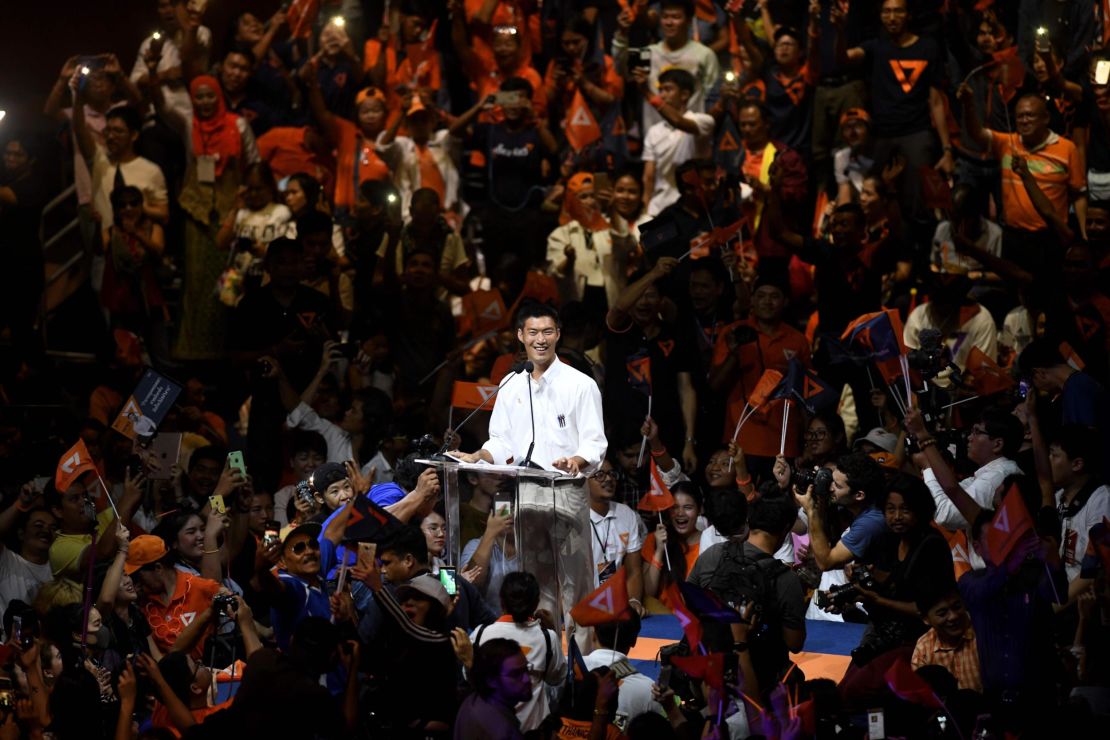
[589,501,643,579]
[643,112,716,216]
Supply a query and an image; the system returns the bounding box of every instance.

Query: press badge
[597,560,616,583]
[196,154,217,183]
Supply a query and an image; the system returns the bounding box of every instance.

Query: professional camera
[295,479,315,507]
[815,565,877,612]
[212,594,238,616]
[906,329,953,381]
[794,465,834,500]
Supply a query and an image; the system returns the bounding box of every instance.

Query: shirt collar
[535,356,563,386]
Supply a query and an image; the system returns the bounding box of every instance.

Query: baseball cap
[869,451,900,470]
[395,573,451,611]
[281,522,323,551]
[839,107,871,127]
[125,535,169,574]
[310,463,347,496]
[854,427,898,454]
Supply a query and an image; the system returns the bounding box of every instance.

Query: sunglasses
[288,539,320,555]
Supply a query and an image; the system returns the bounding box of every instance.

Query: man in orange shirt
[255,125,335,196]
[708,278,811,464]
[958,84,1087,272]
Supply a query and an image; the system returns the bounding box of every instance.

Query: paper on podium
[417,458,568,480]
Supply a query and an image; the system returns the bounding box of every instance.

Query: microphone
[520,360,538,468]
[438,362,530,454]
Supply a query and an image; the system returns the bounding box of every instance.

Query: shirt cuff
[286,402,312,428]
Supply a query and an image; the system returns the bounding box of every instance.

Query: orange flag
[661,582,702,650]
[565,89,601,151]
[451,382,500,410]
[570,566,631,626]
[55,439,97,493]
[688,232,713,259]
[463,289,509,335]
[637,459,676,512]
[965,346,1014,396]
[748,369,784,409]
[934,524,973,581]
[985,484,1034,566]
[287,0,321,39]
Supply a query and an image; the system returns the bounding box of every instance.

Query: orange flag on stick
[565,90,601,151]
[965,346,1014,397]
[661,582,703,650]
[451,382,500,410]
[287,0,321,39]
[570,567,632,626]
[637,459,676,512]
[55,439,97,493]
[748,369,784,409]
[985,483,1034,566]
[463,289,510,335]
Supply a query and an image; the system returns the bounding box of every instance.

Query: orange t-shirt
[542,56,624,120]
[710,319,812,458]
[141,570,221,659]
[642,532,700,577]
[465,0,540,72]
[989,130,1085,232]
[151,700,231,738]
[332,118,391,210]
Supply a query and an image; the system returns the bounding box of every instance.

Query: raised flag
[567,631,590,681]
[464,289,510,335]
[661,582,702,650]
[287,0,321,39]
[774,358,837,413]
[565,89,602,151]
[677,581,743,624]
[111,368,183,439]
[935,525,973,581]
[984,483,1034,566]
[747,369,784,409]
[626,354,652,396]
[342,492,405,544]
[451,381,500,410]
[842,309,908,384]
[1059,341,1085,371]
[688,232,713,259]
[965,346,1014,396]
[884,658,943,709]
[670,652,725,690]
[56,439,97,493]
[637,458,676,512]
[570,566,632,626]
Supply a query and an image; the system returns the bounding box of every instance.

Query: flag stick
[779,400,791,456]
[1045,560,1063,605]
[658,511,673,571]
[636,395,653,467]
[865,365,877,391]
[94,472,122,522]
[941,395,980,410]
[899,355,913,410]
[677,248,692,261]
[887,383,907,416]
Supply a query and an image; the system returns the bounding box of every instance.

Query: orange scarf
[189,76,242,177]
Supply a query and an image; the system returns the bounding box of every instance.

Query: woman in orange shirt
[642,482,704,599]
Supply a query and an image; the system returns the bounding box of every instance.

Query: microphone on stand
[438,361,530,455]
[520,361,539,469]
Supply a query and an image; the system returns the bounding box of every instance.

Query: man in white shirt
[918,409,1024,570]
[587,460,644,616]
[612,0,720,131]
[452,304,607,475]
[638,68,716,216]
[130,3,213,122]
[583,613,664,730]
[73,104,169,227]
[1049,426,1110,594]
[0,491,57,619]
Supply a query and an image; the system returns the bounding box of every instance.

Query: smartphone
[227,450,247,478]
[147,433,181,480]
[724,70,737,84]
[439,566,458,596]
[629,47,652,69]
[1018,379,1030,399]
[1096,59,1110,86]
[335,341,359,360]
[867,708,886,739]
[592,172,612,193]
[656,664,672,689]
[493,491,513,519]
[209,494,226,515]
[263,520,281,548]
[494,90,524,107]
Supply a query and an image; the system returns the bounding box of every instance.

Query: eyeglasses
[591,470,615,481]
[423,524,446,533]
[288,539,320,555]
[968,426,990,438]
[804,429,829,441]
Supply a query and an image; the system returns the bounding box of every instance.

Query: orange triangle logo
[658,340,674,358]
[610,115,626,136]
[570,105,594,128]
[889,60,927,94]
[1077,315,1100,341]
[718,130,739,152]
[297,312,318,329]
[802,375,823,399]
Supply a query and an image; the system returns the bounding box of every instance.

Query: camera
[906,329,950,381]
[212,594,238,616]
[794,466,833,500]
[815,565,877,612]
[256,358,274,377]
[295,479,315,507]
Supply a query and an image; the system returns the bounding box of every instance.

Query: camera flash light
[331,16,346,27]
[152,31,162,40]
[1036,26,1047,36]
[80,66,91,75]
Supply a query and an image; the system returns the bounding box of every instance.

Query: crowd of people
[0,0,1109,737]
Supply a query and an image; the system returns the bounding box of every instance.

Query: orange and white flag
[55,439,97,493]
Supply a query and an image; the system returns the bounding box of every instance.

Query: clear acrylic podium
[419,459,595,632]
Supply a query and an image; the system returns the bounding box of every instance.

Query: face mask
[91,625,111,648]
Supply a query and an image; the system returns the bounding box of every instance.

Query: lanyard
[591,516,612,559]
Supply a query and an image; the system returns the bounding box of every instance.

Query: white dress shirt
[924,456,1022,570]
[481,357,607,474]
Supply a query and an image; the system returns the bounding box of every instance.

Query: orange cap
[124,535,168,574]
[839,107,871,127]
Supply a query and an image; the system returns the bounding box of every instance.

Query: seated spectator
[641,482,703,599]
[470,572,565,733]
[583,612,664,726]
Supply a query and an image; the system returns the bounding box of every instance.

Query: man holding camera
[795,452,888,571]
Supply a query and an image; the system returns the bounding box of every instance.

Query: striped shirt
[987,129,1085,232]
[911,627,983,692]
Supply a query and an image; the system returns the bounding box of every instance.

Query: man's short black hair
[595,610,641,653]
[189,445,227,472]
[979,408,1024,460]
[736,100,770,123]
[359,179,396,209]
[659,0,695,17]
[832,202,865,226]
[1050,425,1100,477]
[704,487,748,537]
[106,106,143,133]
[380,524,429,565]
[265,237,304,263]
[224,43,257,66]
[290,429,327,459]
[500,572,541,623]
[515,301,562,331]
[835,452,883,506]
[110,185,144,211]
[914,580,960,616]
[471,638,523,697]
[747,497,795,536]
[876,473,937,523]
[296,210,333,238]
[657,68,696,95]
[411,187,441,209]
[1016,337,1065,376]
[500,76,533,98]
